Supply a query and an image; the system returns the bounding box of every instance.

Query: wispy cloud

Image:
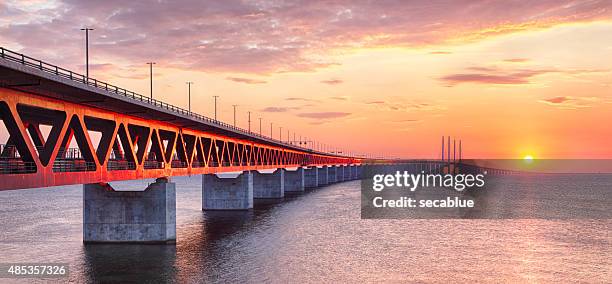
[226,77,267,84]
[321,79,343,85]
[440,66,609,86]
[538,96,598,109]
[297,112,351,119]
[429,51,452,55]
[503,58,530,63]
[285,97,317,102]
[261,107,290,112]
[329,96,349,101]
[392,119,421,123]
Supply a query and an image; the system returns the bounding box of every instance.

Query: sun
[523,155,534,163]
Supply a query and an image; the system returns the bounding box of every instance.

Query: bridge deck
[0,47,360,190]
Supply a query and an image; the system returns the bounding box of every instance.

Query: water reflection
[83,244,177,283]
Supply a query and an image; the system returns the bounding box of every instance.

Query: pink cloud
[1,1,610,74]
[321,79,343,85]
[226,77,267,84]
[297,112,351,119]
[538,96,598,109]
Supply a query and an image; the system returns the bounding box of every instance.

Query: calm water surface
[0,175,610,283]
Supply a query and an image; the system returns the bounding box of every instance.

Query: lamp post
[186,81,194,114]
[80,28,94,80]
[147,62,155,99]
[248,111,251,133]
[232,105,238,127]
[213,95,219,121]
[258,118,262,135]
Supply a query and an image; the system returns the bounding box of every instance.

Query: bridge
[0,47,508,244]
[0,47,370,243]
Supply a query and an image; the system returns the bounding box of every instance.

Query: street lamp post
[186,82,194,113]
[279,127,282,141]
[248,111,251,133]
[270,122,273,139]
[80,28,94,80]
[147,62,155,99]
[213,96,219,121]
[258,118,262,135]
[232,105,238,127]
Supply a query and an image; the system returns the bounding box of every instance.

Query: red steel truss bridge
[0,47,361,190]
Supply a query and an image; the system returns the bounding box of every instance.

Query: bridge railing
[0,46,337,157]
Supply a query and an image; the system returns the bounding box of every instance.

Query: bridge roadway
[0,46,361,190]
[0,47,370,243]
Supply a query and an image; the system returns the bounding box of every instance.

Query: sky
[1,0,611,159]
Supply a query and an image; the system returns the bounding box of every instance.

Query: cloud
[261,107,289,112]
[503,58,530,63]
[392,119,420,123]
[329,96,349,101]
[538,96,598,109]
[441,66,609,86]
[226,77,267,84]
[365,101,385,105]
[285,97,317,102]
[1,1,610,74]
[297,112,351,119]
[321,79,343,85]
[429,51,452,55]
[541,96,571,104]
[440,66,559,86]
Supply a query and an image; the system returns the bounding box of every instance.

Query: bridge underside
[0,89,359,190]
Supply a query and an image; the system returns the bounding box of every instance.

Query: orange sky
[1,1,611,159]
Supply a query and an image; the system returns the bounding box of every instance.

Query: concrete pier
[328,166,337,183]
[83,178,176,244]
[344,165,352,180]
[317,166,329,185]
[284,167,305,193]
[304,167,318,188]
[202,171,253,210]
[354,165,361,179]
[335,165,344,182]
[253,169,284,198]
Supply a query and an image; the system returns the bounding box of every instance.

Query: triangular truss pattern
[0,102,37,173]
[54,115,96,172]
[16,104,66,167]
[108,123,136,170]
[83,116,116,165]
[201,137,216,167]
[158,129,177,163]
[128,124,151,165]
[172,133,189,168]
[145,129,165,169]
[192,137,206,167]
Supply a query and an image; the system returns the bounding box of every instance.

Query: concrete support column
[304,167,318,188]
[253,169,284,198]
[284,167,305,193]
[328,166,337,183]
[336,165,344,182]
[83,178,176,244]
[317,166,329,185]
[202,171,253,210]
[343,165,351,180]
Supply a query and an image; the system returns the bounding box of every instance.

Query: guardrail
[0,46,339,157]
